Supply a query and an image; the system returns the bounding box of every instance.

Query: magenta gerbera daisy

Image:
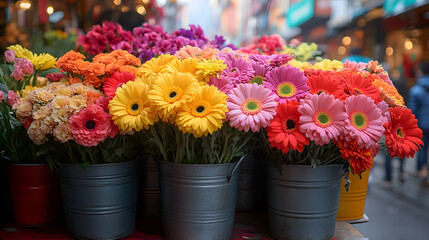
[343,95,384,149]
[298,93,347,145]
[219,53,255,87]
[208,75,233,94]
[264,66,309,103]
[103,71,136,100]
[69,105,114,147]
[226,83,278,132]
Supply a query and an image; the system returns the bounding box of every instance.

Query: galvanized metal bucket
[57,160,139,240]
[236,154,266,211]
[138,155,161,218]
[266,164,344,240]
[157,158,243,240]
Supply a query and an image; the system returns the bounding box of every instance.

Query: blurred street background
[355,152,429,240]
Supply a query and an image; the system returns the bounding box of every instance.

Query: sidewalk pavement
[369,152,429,211]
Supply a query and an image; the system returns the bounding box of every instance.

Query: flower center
[126,99,144,116]
[276,82,296,98]
[192,101,211,117]
[85,120,96,130]
[164,87,183,103]
[250,76,264,85]
[314,111,332,127]
[286,119,296,130]
[351,112,368,130]
[241,98,262,115]
[395,127,405,138]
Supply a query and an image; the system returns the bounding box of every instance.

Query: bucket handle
[227,155,246,182]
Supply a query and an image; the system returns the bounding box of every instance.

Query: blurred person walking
[409,59,429,180]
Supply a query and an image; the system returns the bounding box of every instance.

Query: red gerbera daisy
[339,71,381,103]
[266,100,309,153]
[384,107,424,158]
[337,140,373,175]
[69,105,114,147]
[307,70,348,99]
[103,71,136,100]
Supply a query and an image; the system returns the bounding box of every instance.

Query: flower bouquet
[0,45,62,227]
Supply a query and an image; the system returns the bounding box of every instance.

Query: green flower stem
[149,125,167,162]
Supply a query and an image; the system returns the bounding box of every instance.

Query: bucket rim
[156,159,240,167]
[7,163,49,167]
[60,159,138,168]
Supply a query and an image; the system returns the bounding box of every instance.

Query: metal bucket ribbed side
[157,160,240,240]
[236,154,266,211]
[267,164,344,240]
[138,155,161,218]
[58,160,138,240]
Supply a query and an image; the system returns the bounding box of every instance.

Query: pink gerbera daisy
[208,76,233,94]
[219,53,255,87]
[103,71,136,99]
[226,83,278,132]
[298,93,347,145]
[69,105,114,147]
[264,66,309,103]
[377,100,391,124]
[343,95,384,149]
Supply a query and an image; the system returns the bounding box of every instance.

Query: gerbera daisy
[176,45,218,59]
[218,53,255,87]
[69,105,113,147]
[377,100,391,123]
[337,140,373,175]
[103,71,136,100]
[149,72,199,120]
[306,70,348,99]
[264,66,309,102]
[343,95,384,149]
[287,59,314,71]
[108,81,158,131]
[298,93,347,145]
[175,85,228,137]
[226,83,278,132]
[372,77,405,107]
[339,71,381,103]
[249,62,269,85]
[248,54,294,69]
[343,60,365,72]
[165,58,200,77]
[267,101,309,153]
[136,54,178,79]
[195,59,227,83]
[208,75,233,94]
[313,59,344,71]
[384,107,423,158]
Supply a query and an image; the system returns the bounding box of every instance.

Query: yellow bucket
[336,170,370,221]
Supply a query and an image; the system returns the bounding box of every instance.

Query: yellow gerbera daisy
[313,59,344,71]
[149,72,199,120]
[136,54,178,79]
[165,58,201,77]
[175,85,228,137]
[109,81,158,131]
[195,59,227,83]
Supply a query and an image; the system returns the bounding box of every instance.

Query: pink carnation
[10,58,33,81]
[6,90,19,106]
[4,50,15,63]
[0,91,4,103]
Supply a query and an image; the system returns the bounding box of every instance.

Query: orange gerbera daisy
[337,140,373,175]
[266,100,309,153]
[372,77,405,107]
[339,71,381,103]
[384,107,423,158]
[306,70,348,100]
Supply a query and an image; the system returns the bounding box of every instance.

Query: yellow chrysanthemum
[7,44,56,71]
[109,81,158,131]
[165,58,201,77]
[149,72,199,120]
[372,78,405,107]
[175,85,228,137]
[195,59,227,83]
[136,54,178,79]
[31,53,57,71]
[287,59,314,71]
[7,44,34,60]
[313,59,344,71]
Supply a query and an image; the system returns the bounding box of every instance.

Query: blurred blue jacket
[409,75,429,130]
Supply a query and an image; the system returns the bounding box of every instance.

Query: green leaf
[81,161,91,169]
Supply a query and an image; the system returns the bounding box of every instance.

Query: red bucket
[6,164,62,227]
